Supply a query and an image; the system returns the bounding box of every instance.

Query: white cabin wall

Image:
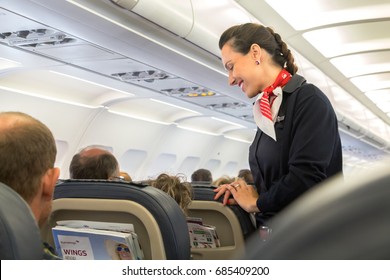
[79,110,251,181]
[0,88,252,181]
[75,110,175,180]
[3,85,388,182]
[0,89,106,176]
[208,138,251,179]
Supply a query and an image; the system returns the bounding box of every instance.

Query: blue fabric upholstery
[53,180,190,260]
[0,183,43,259]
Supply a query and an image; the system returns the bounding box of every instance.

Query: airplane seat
[188,184,256,260]
[190,182,212,187]
[192,185,256,239]
[0,182,43,260]
[242,161,390,259]
[42,180,190,260]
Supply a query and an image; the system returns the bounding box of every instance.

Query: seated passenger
[69,146,120,180]
[191,168,213,185]
[119,171,132,182]
[151,173,193,216]
[151,173,221,249]
[0,111,61,259]
[213,175,234,187]
[237,169,254,185]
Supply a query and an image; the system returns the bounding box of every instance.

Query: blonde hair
[152,173,193,215]
[213,175,234,186]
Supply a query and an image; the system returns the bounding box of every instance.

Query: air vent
[208,102,247,109]
[208,102,253,121]
[161,87,217,97]
[0,29,75,47]
[111,70,174,83]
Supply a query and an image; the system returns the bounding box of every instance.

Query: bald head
[80,148,110,157]
[69,146,120,179]
[0,111,34,130]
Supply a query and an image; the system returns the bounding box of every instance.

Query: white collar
[253,87,283,141]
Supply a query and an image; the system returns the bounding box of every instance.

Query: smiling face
[116,244,132,260]
[221,42,264,99]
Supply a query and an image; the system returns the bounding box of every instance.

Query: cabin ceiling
[238,0,390,140]
[1,0,390,162]
[0,0,257,127]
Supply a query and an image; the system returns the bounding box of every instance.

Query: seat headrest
[0,183,43,260]
[192,185,255,239]
[53,180,190,260]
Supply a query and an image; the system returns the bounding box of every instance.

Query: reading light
[111,70,174,82]
[186,91,216,97]
[161,86,218,97]
[16,30,30,39]
[6,31,67,47]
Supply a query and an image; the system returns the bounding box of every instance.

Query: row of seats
[39,180,255,260]
[2,160,390,259]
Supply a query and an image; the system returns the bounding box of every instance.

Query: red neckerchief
[260,68,292,120]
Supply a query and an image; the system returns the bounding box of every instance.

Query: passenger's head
[191,168,213,184]
[0,111,60,228]
[152,173,192,215]
[219,23,298,98]
[237,169,254,185]
[213,175,234,187]
[119,171,132,182]
[69,146,120,180]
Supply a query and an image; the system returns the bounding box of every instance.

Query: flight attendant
[214,23,343,227]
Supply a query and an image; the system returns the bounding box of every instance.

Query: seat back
[243,161,390,259]
[42,180,190,260]
[0,183,43,260]
[188,185,255,259]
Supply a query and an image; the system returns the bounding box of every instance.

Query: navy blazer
[249,74,343,225]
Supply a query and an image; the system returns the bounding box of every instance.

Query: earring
[255,61,260,65]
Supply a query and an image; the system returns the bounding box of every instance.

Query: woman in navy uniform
[214,23,342,227]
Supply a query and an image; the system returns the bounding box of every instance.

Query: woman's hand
[214,179,260,213]
[214,183,234,206]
